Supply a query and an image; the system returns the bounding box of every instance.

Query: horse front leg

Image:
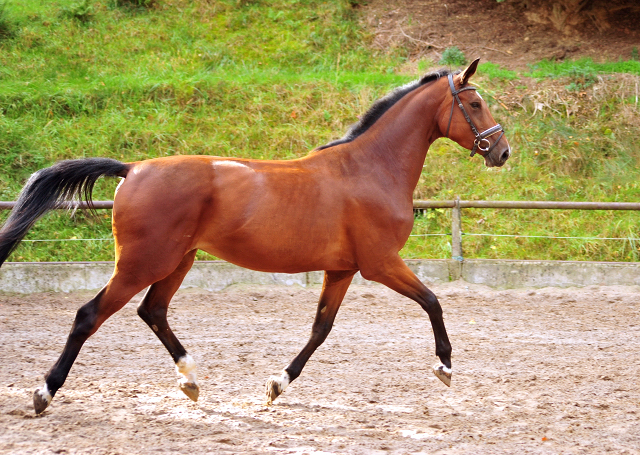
[137,250,199,401]
[265,269,357,404]
[362,255,452,386]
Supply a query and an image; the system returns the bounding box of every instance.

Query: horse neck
[353,81,445,196]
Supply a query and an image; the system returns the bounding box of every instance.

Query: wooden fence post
[451,196,463,262]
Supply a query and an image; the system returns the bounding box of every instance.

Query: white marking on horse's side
[114,177,126,196]
[176,354,198,387]
[214,160,249,169]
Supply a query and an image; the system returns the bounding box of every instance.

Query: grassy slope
[0,0,639,262]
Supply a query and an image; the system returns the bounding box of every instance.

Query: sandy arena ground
[0,282,639,454]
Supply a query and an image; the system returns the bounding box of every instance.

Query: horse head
[438,58,511,168]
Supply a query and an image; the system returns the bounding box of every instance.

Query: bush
[61,0,94,23]
[564,67,598,91]
[0,1,17,40]
[439,46,466,67]
[110,0,156,9]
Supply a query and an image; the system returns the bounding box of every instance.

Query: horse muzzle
[485,144,511,168]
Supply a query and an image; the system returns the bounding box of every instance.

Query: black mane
[316,68,453,151]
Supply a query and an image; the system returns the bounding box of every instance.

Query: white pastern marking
[36,383,52,404]
[176,354,198,386]
[433,363,452,375]
[272,370,290,393]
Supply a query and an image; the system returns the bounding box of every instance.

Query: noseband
[444,73,504,157]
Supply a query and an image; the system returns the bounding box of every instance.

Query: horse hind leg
[33,276,150,414]
[136,250,199,401]
[266,269,356,404]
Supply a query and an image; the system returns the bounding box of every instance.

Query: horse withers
[0,58,510,414]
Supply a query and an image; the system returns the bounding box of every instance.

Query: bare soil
[363,0,640,69]
[1,283,639,454]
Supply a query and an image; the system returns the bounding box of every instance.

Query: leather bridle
[444,73,504,157]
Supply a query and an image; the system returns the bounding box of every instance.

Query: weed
[564,67,598,91]
[60,0,94,23]
[109,0,155,10]
[439,46,466,67]
[0,1,16,40]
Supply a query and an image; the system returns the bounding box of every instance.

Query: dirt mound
[363,0,640,69]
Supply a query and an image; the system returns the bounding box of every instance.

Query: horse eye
[470,102,481,109]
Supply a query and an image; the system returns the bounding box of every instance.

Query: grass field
[1,0,639,262]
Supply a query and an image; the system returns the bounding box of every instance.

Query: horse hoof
[433,364,452,387]
[179,382,199,402]
[33,386,52,415]
[265,378,282,405]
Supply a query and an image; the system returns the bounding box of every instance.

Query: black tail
[0,158,130,266]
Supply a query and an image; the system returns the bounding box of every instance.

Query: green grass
[529,58,640,77]
[1,0,639,263]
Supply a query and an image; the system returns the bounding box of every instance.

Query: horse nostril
[500,149,510,162]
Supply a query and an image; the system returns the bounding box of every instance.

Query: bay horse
[0,59,509,414]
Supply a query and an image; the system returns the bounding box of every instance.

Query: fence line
[3,200,640,211]
[20,238,114,243]
[2,199,639,260]
[0,201,114,210]
[411,233,639,241]
[413,200,640,211]
[418,197,640,261]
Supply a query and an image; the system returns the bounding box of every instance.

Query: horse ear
[459,58,480,86]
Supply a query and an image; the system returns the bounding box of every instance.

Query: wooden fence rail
[2,199,639,261]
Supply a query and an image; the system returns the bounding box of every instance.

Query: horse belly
[199,216,354,273]
[196,190,356,273]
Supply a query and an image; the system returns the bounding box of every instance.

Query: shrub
[109,0,156,10]
[0,1,17,40]
[564,67,598,91]
[61,0,94,23]
[439,46,466,67]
